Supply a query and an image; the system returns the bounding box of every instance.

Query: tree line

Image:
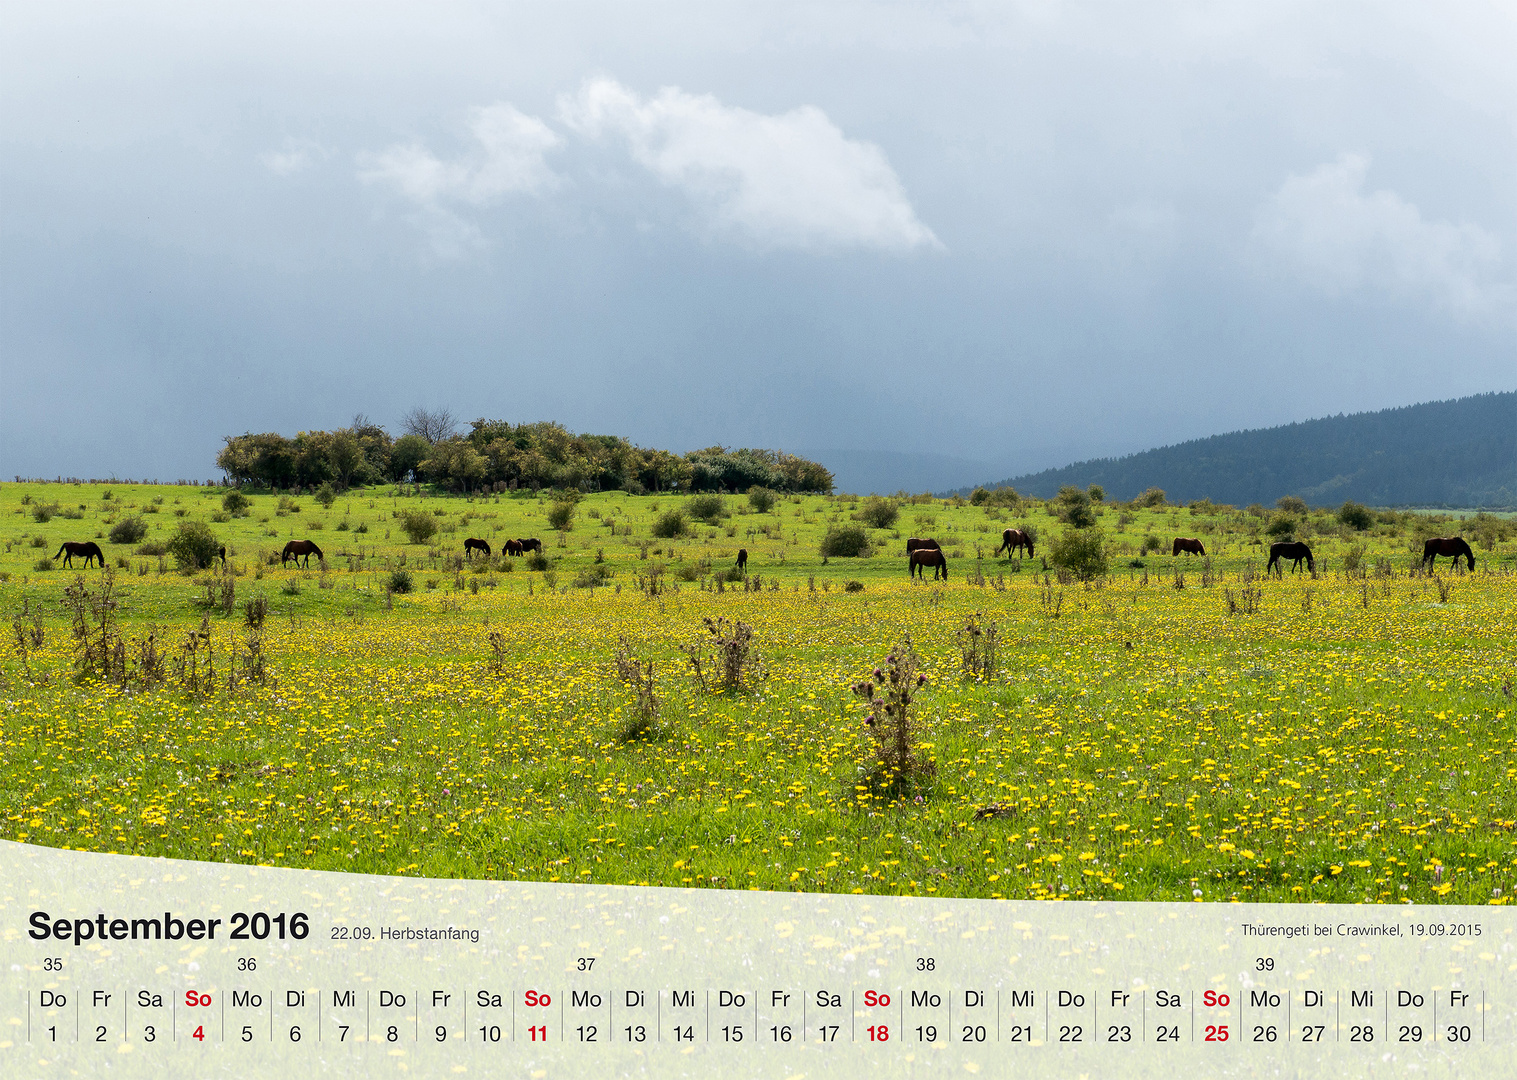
[215,411,834,495]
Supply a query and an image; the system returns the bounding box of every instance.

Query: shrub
[1087,484,1105,503]
[844,580,865,593]
[397,509,438,544]
[1276,495,1308,515]
[854,496,899,529]
[686,494,727,524]
[1049,527,1109,581]
[820,524,871,557]
[135,541,167,556]
[1140,534,1163,554]
[34,556,54,572]
[1054,486,1096,528]
[1342,543,1366,571]
[109,516,148,544]
[1337,501,1373,531]
[388,569,414,594]
[1134,487,1166,508]
[31,503,59,523]
[682,616,764,692]
[651,509,689,538]
[166,521,221,571]
[748,487,777,513]
[222,490,251,516]
[1265,513,1298,540]
[547,501,577,532]
[313,482,337,508]
[526,551,551,572]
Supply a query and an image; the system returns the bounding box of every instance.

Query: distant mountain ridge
[956,391,1516,508]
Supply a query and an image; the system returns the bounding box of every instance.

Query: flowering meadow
[2,481,1514,904]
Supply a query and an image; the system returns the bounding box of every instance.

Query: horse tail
[54,545,66,560]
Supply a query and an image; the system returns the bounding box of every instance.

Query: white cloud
[558,77,939,252]
[260,138,328,176]
[360,103,561,207]
[358,103,562,257]
[1253,154,1511,319]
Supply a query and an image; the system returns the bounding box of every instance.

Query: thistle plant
[851,636,934,787]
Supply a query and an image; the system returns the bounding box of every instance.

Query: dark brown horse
[995,528,1033,558]
[464,538,491,558]
[1422,536,1475,571]
[909,548,948,581]
[217,545,227,567]
[503,539,524,557]
[1172,537,1206,556]
[54,541,104,568]
[281,539,324,568]
[1266,541,1313,575]
[517,537,543,554]
[905,537,940,555]
[736,548,748,572]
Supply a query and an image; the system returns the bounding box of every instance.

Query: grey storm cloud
[1,1,1513,490]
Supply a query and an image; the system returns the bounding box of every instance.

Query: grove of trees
[216,415,834,495]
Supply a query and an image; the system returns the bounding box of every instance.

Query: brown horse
[517,537,543,554]
[905,537,940,555]
[909,548,949,581]
[54,541,104,568]
[217,545,227,567]
[736,548,748,572]
[1172,537,1206,556]
[1422,536,1475,571]
[281,539,324,568]
[995,528,1033,558]
[1266,541,1313,575]
[464,538,491,558]
[503,539,524,557]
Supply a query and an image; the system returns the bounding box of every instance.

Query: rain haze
[2,2,1513,493]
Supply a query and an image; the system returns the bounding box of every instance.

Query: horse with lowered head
[905,537,940,555]
[909,548,949,581]
[55,541,104,568]
[736,548,748,573]
[464,538,491,558]
[1172,537,1206,556]
[995,528,1033,558]
[281,539,324,568]
[517,537,543,555]
[1266,541,1313,575]
[1422,536,1475,571]
[503,539,524,557]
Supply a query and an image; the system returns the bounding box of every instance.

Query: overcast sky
[2,2,1513,490]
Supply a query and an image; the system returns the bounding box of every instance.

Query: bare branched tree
[401,407,458,444]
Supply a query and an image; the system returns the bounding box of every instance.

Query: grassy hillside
[2,481,1515,905]
[966,391,1517,508]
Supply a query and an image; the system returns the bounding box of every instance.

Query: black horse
[1422,536,1475,571]
[736,548,748,573]
[464,538,491,558]
[1266,541,1313,575]
[281,539,324,568]
[995,528,1034,558]
[55,541,104,568]
[909,548,949,581]
[517,537,543,554]
[905,537,940,555]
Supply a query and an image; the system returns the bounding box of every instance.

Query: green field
[2,480,1514,905]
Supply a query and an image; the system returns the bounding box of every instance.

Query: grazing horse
[909,548,949,581]
[517,537,543,554]
[217,545,227,567]
[464,537,491,558]
[736,548,748,573]
[280,539,323,568]
[905,537,940,556]
[1172,537,1206,556]
[1422,536,1475,571]
[1266,541,1313,575]
[503,539,523,557]
[54,541,104,568]
[995,528,1033,558]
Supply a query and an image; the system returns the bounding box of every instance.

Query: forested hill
[966,391,1516,508]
